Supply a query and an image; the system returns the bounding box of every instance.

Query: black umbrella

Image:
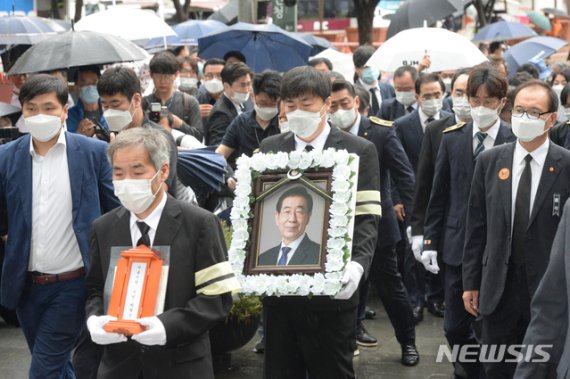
[387,0,460,39]
[8,30,148,75]
[176,148,227,194]
[0,103,22,125]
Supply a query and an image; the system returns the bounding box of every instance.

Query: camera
[0,127,21,145]
[92,120,110,142]
[149,102,161,123]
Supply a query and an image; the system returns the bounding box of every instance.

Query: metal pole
[318,0,324,33]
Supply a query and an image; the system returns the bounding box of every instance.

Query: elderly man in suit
[463,80,570,378]
[258,186,321,266]
[85,127,239,378]
[0,74,119,378]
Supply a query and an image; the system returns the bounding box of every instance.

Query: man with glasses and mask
[422,63,515,379]
[0,74,119,379]
[463,80,570,378]
[197,58,225,120]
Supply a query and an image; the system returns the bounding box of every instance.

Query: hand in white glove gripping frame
[334,261,364,300]
[421,250,440,274]
[411,235,424,262]
[87,315,128,345]
[131,316,167,346]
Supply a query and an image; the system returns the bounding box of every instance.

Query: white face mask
[104,102,133,132]
[204,78,223,94]
[511,115,548,143]
[113,170,163,215]
[279,121,290,133]
[553,84,564,96]
[254,104,278,121]
[471,106,499,130]
[395,91,416,106]
[25,113,63,142]
[286,105,325,138]
[452,96,472,120]
[330,108,357,130]
[564,107,570,120]
[421,98,443,117]
[231,91,249,105]
[179,77,198,90]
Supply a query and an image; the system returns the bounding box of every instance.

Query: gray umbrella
[8,30,148,75]
[208,0,238,24]
[387,0,461,39]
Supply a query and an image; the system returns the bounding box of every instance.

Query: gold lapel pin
[550,166,555,173]
[498,168,510,180]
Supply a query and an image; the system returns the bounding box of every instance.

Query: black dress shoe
[427,301,445,318]
[401,344,420,366]
[413,306,424,324]
[356,322,378,347]
[364,307,376,320]
[253,338,265,353]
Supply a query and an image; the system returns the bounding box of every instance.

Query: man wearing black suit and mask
[463,80,570,378]
[84,127,239,378]
[378,65,418,121]
[423,63,516,379]
[353,45,395,116]
[329,79,419,365]
[258,186,321,266]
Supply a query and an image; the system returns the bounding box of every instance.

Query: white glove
[421,250,440,274]
[334,261,364,300]
[411,235,424,262]
[131,316,167,346]
[87,315,128,345]
[406,226,412,244]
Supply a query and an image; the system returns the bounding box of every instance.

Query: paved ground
[0,296,454,379]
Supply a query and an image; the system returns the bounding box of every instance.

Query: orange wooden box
[104,245,163,336]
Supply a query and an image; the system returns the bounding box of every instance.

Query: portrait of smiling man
[258,186,321,266]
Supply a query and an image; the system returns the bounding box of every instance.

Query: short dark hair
[415,72,445,95]
[74,65,101,82]
[328,71,345,82]
[276,186,313,214]
[561,83,570,107]
[309,57,333,71]
[97,66,141,100]
[176,56,199,75]
[509,71,534,87]
[549,68,570,86]
[281,66,330,101]
[221,62,252,85]
[149,51,179,75]
[332,79,356,97]
[253,70,282,99]
[354,86,370,113]
[467,63,508,99]
[512,79,559,113]
[450,68,470,93]
[516,63,539,79]
[19,74,68,106]
[488,56,509,77]
[224,50,246,64]
[203,58,226,73]
[394,65,418,82]
[489,41,504,54]
[352,45,375,68]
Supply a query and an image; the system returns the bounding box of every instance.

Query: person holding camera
[143,52,203,141]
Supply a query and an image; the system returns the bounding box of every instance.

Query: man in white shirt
[463,79,570,378]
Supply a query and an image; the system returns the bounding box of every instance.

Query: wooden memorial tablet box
[104,245,163,336]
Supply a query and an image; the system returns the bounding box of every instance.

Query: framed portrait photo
[228,149,359,297]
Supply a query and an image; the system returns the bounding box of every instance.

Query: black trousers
[358,243,415,346]
[264,300,357,379]
[480,263,531,379]
[73,327,103,379]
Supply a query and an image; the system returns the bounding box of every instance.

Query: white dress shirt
[224,93,244,115]
[359,79,383,108]
[511,138,550,225]
[294,123,331,152]
[276,233,306,265]
[29,131,83,273]
[418,108,441,132]
[129,191,167,247]
[473,117,501,153]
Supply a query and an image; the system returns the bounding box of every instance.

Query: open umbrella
[176,148,227,193]
[0,16,61,44]
[504,36,567,79]
[208,0,238,24]
[75,8,176,41]
[311,48,354,83]
[8,31,149,75]
[527,10,552,31]
[472,21,537,42]
[295,33,335,56]
[367,27,487,73]
[387,0,461,39]
[198,22,312,72]
[145,19,229,50]
[542,8,567,17]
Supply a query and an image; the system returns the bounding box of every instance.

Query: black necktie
[512,154,533,266]
[136,221,151,247]
[304,144,314,152]
[473,132,488,160]
[406,105,414,114]
[426,116,435,124]
[369,88,380,116]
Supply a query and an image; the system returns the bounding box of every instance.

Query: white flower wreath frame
[228,148,359,296]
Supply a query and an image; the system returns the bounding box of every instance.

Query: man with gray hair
[84,127,239,378]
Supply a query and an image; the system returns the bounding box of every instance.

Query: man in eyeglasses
[463,79,570,377]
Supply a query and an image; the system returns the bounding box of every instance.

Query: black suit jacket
[259,234,321,266]
[378,97,407,121]
[423,122,515,266]
[463,142,570,316]
[358,117,415,247]
[409,114,456,235]
[85,196,234,377]
[204,94,252,146]
[549,120,570,150]
[260,126,381,309]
